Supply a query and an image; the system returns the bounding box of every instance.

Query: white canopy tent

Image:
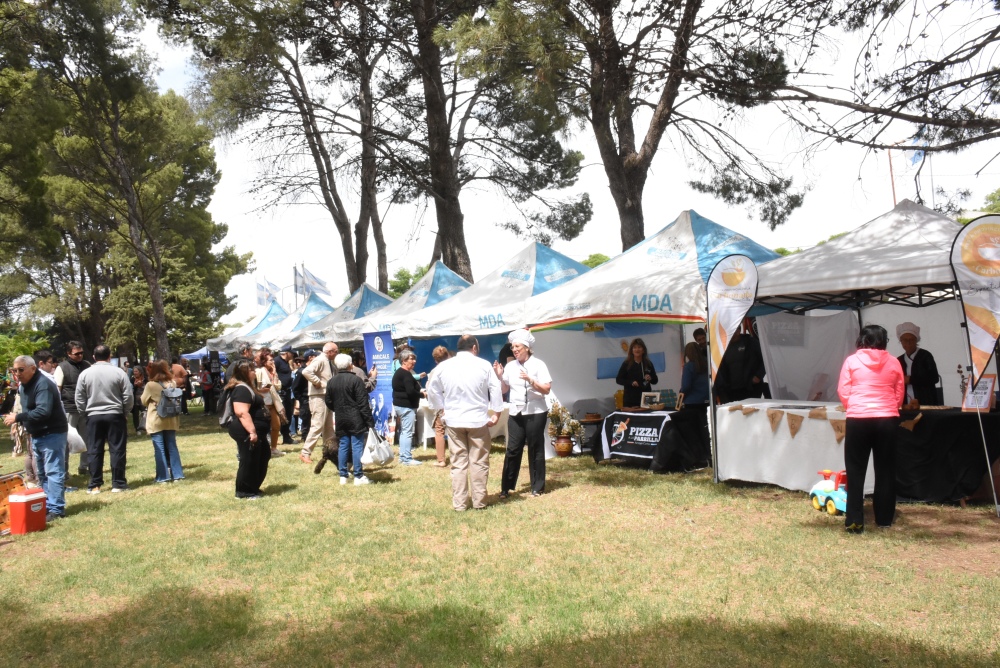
[243,291,340,350]
[207,299,288,352]
[392,242,590,339]
[523,209,781,330]
[333,261,470,343]
[282,284,393,348]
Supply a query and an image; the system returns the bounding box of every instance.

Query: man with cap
[274,345,296,444]
[426,334,503,511]
[493,328,552,498]
[300,342,338,464]
[896,322,939,407]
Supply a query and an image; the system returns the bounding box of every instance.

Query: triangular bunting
[741,406,759,415]
[766,408,784,432]
[787,413,804,438]
[830,419,846,443]
[808,406,827,420]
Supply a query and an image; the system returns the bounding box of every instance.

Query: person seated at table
[616,338,658,408]
[896,322,939,408]
[676,342,710,467]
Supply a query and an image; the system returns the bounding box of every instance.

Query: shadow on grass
[1,589,995,667]
[262,483,298,497]
[797,503,1000,545]
[63,498,105,517]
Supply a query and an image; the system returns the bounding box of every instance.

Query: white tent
[283,284,393,348]
[392,243,590,338]
[207,299,288,352]
[755,199,961,311]
[523,210,781,330]
[333,261,470,343]
[245,292,340,350]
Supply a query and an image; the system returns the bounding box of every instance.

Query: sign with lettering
[599,410,672,460]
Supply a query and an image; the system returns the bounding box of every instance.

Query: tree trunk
[410,0,473,282]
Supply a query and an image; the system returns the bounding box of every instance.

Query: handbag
[362,428,394,466]
[137,410,147,433]
[67,425,87,454]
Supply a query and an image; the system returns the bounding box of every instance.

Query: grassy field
[1,409,998,667]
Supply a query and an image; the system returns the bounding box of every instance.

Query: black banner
[600,411,672,460]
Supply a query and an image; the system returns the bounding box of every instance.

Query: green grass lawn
[1,409,998,667]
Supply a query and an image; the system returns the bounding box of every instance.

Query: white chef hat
[896,322,920,342]
[508,328,535,349]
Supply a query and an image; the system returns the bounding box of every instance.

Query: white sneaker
[340,477,348,485]
[353,476,370,486]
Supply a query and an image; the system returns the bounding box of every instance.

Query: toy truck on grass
[810,469,847,516]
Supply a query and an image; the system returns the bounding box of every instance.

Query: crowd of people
[3,318,936,526]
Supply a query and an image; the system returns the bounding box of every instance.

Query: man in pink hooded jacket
[837,324,905,533]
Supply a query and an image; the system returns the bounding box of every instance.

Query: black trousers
[298,401,311,443]
[234,433,270,497]
[203,387,216,414]
[280,391,293,442]
[502,412,547,493]
[87,413,128,490]
[844,416,898,528]
[673,404,710,466]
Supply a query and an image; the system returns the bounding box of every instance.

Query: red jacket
[837,349,905,418]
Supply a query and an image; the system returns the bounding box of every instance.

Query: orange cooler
[9,490,47,534]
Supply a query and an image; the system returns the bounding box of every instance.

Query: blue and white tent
[393,243,590,338]
[285,284,394,347]
[523,210,781,329]
[207,299,288,352]
[333,261,471,342]
[248,292,339,349]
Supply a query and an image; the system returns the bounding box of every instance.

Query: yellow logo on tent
[961,223,1000,277]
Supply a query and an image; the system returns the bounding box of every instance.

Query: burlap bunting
[808,406,827,420]
[786,413,804,437]
[766,408,784,432]
[830,419,846,443]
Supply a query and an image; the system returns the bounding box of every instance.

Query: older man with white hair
[324,353,375,486]
[300,341,338,463]
[4,355,68,520]
[492,328,552,499]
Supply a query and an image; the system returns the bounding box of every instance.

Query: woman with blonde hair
[141,360,184,483]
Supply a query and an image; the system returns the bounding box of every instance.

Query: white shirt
[502,356,551,415]
[426,351,503,428]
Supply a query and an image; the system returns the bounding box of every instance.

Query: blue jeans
[395,406,416,462]
[33,432,67,516]
[338,432,366,479]
[151,430,184,482]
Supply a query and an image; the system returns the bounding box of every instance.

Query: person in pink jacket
[837,324,906,533]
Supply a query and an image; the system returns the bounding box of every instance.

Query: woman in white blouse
[493,329,552,498]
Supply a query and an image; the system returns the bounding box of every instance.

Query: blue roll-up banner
[364,331,396,441]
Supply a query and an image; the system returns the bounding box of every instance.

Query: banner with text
[364,331,396,441]
[706,254,759,380]
[951,215,1000,388]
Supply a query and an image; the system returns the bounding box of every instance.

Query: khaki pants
[302,395,334,457]
[447,425,491,510]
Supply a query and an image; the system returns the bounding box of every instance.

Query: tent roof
[523,210,780,330]
[334,261,470,342]
[284,284,394,347]
[393,243,590,338]
[755,199,962,313]
[206,299,288,351]
[245,292,339,349]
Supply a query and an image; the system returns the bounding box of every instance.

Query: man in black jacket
[274,345,295,444]
[4,355,69,520]
[54,340,90,475]
[323,353,375,485]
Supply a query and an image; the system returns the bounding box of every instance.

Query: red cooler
[9,489,47,534]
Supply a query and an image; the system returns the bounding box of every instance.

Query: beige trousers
[302,395,334,456]
[446,425,491,510]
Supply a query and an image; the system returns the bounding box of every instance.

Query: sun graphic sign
[951,215,1000,387]
[706,255,759,381]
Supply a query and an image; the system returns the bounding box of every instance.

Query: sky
[142,19,1000,328]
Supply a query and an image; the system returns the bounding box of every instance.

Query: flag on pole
[706,255,759,381]
[950,215,1000,387]
[256,282,268,306]
[293,266,303,296]
[300,266,331,295]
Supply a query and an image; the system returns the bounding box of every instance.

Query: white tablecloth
[715,399,874,493]
[414,401,509,449]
